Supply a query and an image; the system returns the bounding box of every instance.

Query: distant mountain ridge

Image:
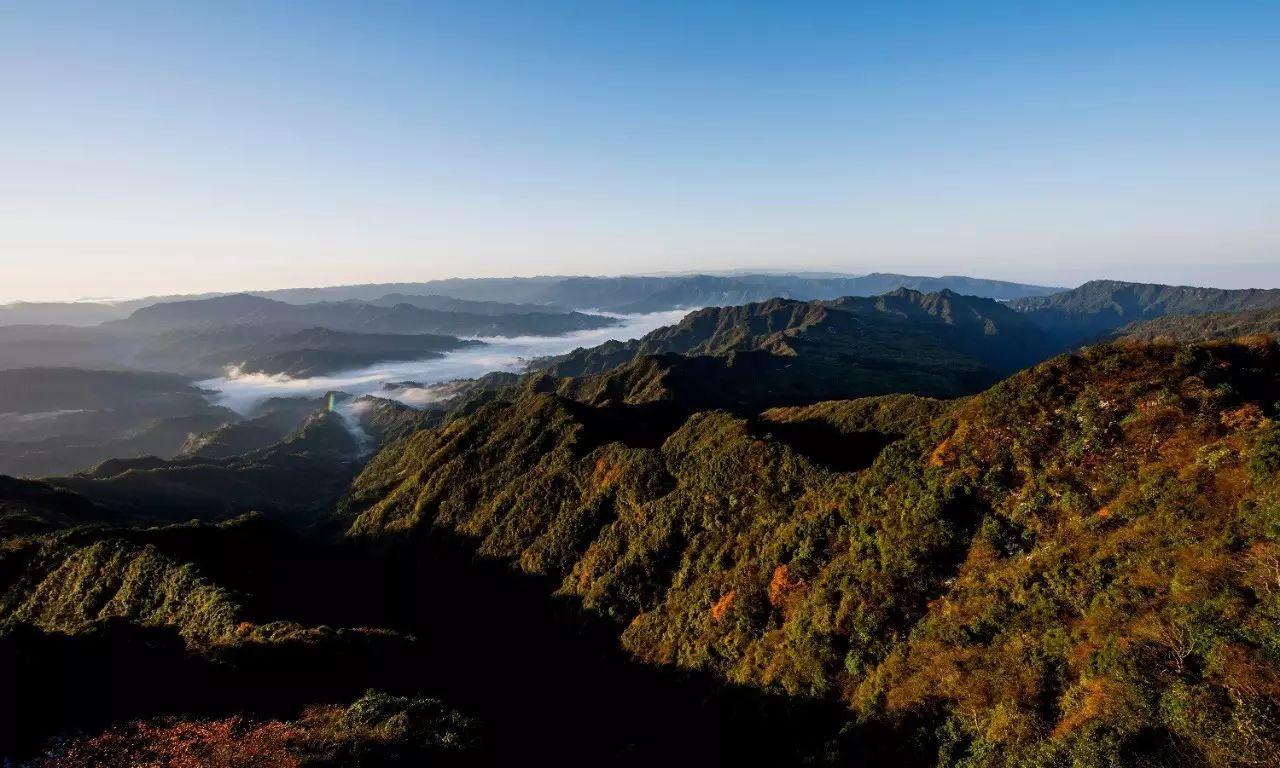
[526,288,1057,410]
[243,272,1062,308]
[1011,279,1280,342]
[544,288,1051,375]
[113,293,619,337]
[0,272,1064,326]
[519,273,1063,312]
[369,293,572,315]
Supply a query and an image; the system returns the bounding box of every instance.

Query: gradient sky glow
[2,1,1278,301]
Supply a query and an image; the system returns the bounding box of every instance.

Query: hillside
[0,273,1061,328]
[5,308,1280,765]
[115,294,619,337]
[133,326,480,378]
[343,335,1280,766]
[1011,280,1280,343]
[533,273,1062,313]
[48,410,366,520]
[0,369,237,478]
[231,328,480,378]
[532,289,1057,410]
[1116,306,1280,342]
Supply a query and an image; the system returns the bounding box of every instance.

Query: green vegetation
[343,335,1280,766]
[524,290,1059,413]
[1116,306,1280,343]
[5,286,1280,765]
[1010,279,1280,343]
[4,538,242,645]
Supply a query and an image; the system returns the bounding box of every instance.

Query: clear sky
[2,1,1278,301]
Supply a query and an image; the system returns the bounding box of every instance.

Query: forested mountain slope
[1011,280,1280,343]
[524,289,1056,411]
[1116,306,1280,342]
[5,303,1280,765]
[344,335,1280,767]
[47,410,366,520]
[0,511,482,765]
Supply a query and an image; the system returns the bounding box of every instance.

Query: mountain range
[3,274,1280,766]
[0,272,1062,327]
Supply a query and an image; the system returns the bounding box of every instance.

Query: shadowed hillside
[1011,280,1280,344]
[527,289,1058,411]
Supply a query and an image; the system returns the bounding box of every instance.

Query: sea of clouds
[200,309,690,413]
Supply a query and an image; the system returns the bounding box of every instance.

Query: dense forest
[3,281,1280,766]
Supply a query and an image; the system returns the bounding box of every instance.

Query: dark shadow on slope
[748,418,899,473]
[564,399,691,453]
[3,516,943,767]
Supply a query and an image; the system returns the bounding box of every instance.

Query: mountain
[341,334,1280,767]
[6,279,1280,767]
[1115,306,1280,342]
[37,392,435,521]
[370,293,572,315]
[0,475,114,537]
[115,293,619,337]
[0,272,1059,338]
[0,368,209,414]
[0,321,473,378]
[529,273,1063,313]
[253,276,568,304]
[4,330,1280,765]
[1011,279,1280,343]
[0,369,237,478]
[0,324,145,371]
[178,397,322,459]
[0,504,481,762]
[0,292,237,327]
[217,327,480,378]
[247,273,1061,308]
[0,302,131,327]
[531,289,1058,410]
[48,409,365,520]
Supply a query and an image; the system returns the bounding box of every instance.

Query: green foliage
[3,539,241,645]
[9,332,1280,767]
[1251,421,1280,480]
[342,336,1280,766]
[536,290,1059,411]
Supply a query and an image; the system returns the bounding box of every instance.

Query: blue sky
[1,1,1278,300]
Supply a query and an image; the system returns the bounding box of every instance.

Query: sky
[1,1,1278,301]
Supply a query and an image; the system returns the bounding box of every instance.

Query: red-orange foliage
[592,456,622,489]
[710,590,735,622]
[767,564,806,610]
[1222,403,1265,430]
[44,717,300,768]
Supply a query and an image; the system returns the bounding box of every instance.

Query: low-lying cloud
[200,310,689,414]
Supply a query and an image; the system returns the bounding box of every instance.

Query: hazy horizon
[6,262,1280,306]
[3,3,1278,301]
